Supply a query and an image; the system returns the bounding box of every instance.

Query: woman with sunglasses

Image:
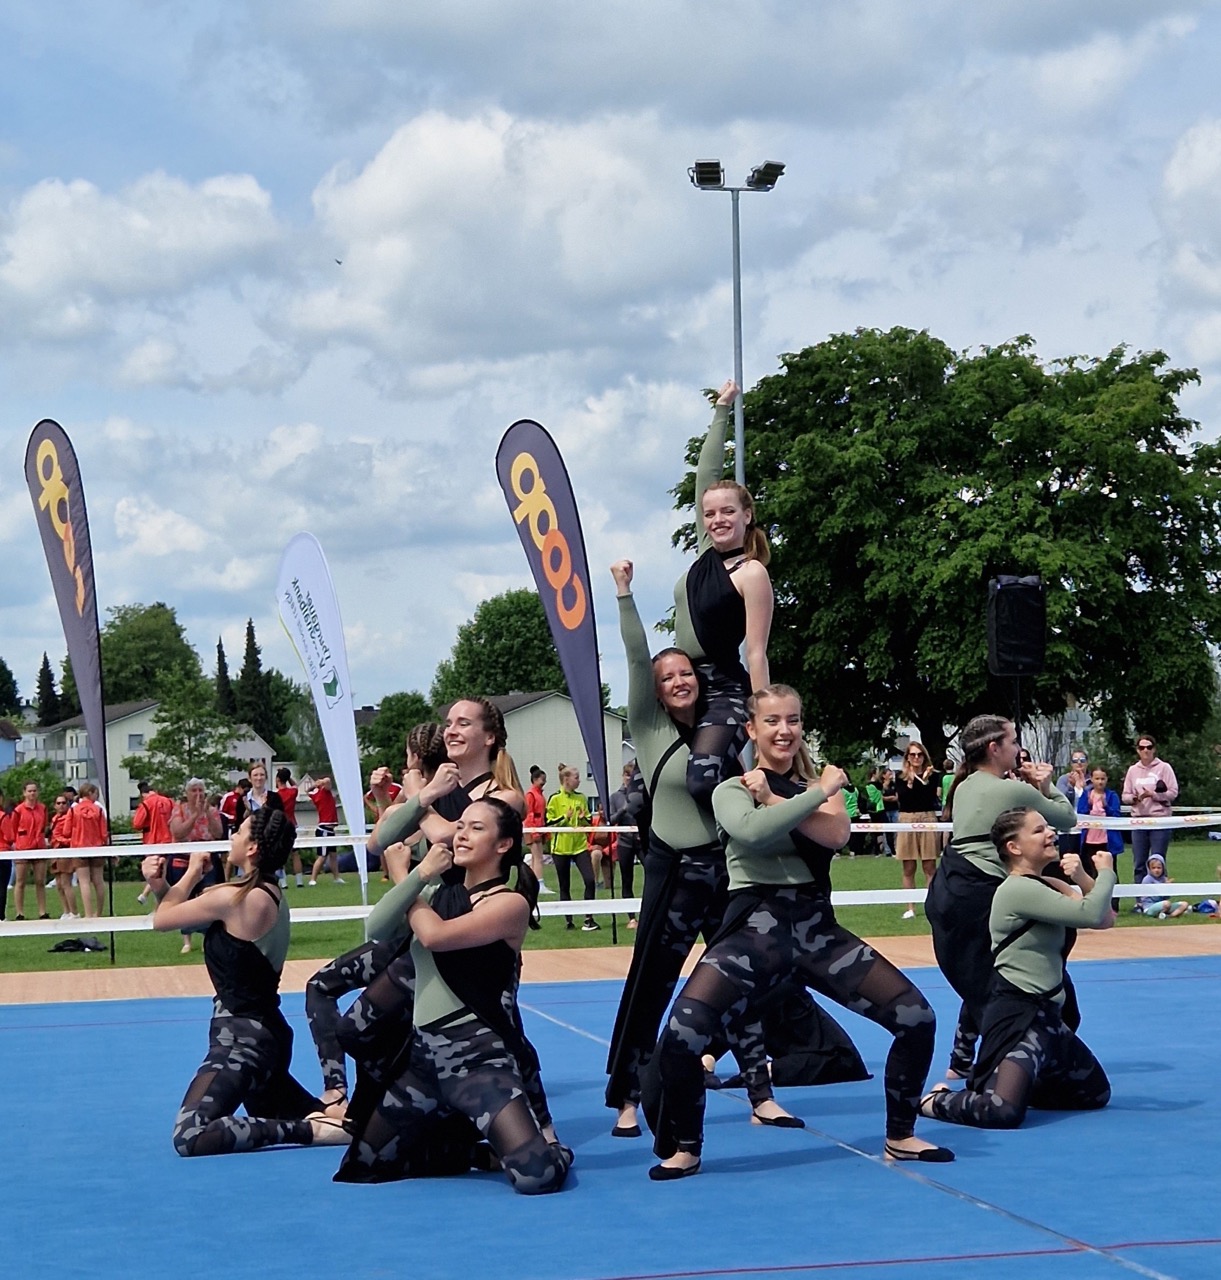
[1055,750,1091,854]
[896,742,941,920]
[1121,736,1178,885]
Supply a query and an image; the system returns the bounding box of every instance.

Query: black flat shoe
[752,1111,805,1129]
[884,1140,955,1163]
[610,1123,641,1138]
[648,1159,701,1181]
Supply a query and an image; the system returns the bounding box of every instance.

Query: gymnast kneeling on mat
[921,807,1115,1130]
[143,802,346,1156]
[334,798,572,1194]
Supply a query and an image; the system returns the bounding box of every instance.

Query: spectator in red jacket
[0,790,13,920]
[276,768,305,888]
[11,781,49,920]
[524,766,554,895]
[48,792,79,919]
[307,775,344,886]
[65,781,110,918]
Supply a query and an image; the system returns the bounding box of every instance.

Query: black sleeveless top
[203,882,283,1019]
[686,548,748,677]
[764,769,836,898]
[429,877,524,1050]
[432,771,495,822]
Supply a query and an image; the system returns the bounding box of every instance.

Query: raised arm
[1010,864,1118,930]
[693,387,735,554]
[613,563,667,736]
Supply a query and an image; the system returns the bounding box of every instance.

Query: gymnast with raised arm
[673,379,773,808]
[143,802,347,1156]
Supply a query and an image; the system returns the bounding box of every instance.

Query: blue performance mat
[2,956,1218,1280]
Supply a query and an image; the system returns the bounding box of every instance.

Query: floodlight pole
[730,188,745,485]
[691,162,785,486]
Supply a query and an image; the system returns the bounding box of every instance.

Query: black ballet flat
[611,1123,642,1138]
[648,1158,701,1181]
[752,1111,805,1129]
[884,1140,955,1164]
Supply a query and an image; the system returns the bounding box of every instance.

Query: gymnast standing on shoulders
[673,379,773,806]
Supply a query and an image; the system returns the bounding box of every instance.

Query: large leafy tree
[121,671,240,795]
[61,602,201,709]
[358,690,434,779]
[674,328,1221,762]
[430,589,568,706]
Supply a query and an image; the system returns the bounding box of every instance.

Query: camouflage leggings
[605,844,769,1110]
[306,940,552,1129]
[925,1004,1110,1129]
[305,938,409,1096]
[334,1013,571,1194]
[654,887,936,1155]
[686,664,748,811]
[172,1008,320,1157]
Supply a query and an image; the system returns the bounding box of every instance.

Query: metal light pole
[689,159,786,485]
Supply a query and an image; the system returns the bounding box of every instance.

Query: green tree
[673,329,1221,763]
[89,602,202,703]
[0,657,18,717]
[430,589,578,706]
[265,668,308,754]
[280,699,332,777]
[36,653,62,726]
[215,637,237,718]
[58,656,82,718]
[0,760,68,805]
[121,671,240,795]
[235,619,273,742]
[358,690,434,778]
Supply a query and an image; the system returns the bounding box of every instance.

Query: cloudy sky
[4,1,1221,718]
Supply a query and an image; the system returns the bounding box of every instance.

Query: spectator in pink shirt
[1121,735,1178,885]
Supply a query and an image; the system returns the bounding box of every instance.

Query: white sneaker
[902,909,916,920]
[61,912,78,920]
[334,877,345,884]
[308,879,317,886]
[537,884,555,895]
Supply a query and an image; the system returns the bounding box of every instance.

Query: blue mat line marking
[521,997,1184,1280]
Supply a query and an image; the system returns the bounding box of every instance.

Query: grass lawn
[2,838,1217,975]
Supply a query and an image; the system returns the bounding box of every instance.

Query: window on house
[127,733,144,750]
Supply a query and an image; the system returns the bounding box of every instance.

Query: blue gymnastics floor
[2,956,1218,1280]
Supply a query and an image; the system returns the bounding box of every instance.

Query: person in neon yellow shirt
[545,765,597,930]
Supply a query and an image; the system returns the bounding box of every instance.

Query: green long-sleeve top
[989,868,1117,1003]
[673,402,730,663]
[712,775,830,892]
[951,772,1077,879]
[619,592,719,851]
[363,866,465,1026]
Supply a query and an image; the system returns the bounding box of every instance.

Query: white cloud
[113,496,210,556]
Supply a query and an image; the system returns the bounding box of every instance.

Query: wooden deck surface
[2,924,1218,1006]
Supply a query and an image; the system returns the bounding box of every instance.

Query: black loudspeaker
[987,575,1045,677]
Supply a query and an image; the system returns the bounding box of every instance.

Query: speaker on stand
[987,575,1046,737]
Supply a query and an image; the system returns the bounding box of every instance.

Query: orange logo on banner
[34,439,87,616]
[509,450,587,630]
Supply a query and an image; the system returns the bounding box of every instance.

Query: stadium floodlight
[745,160,786,191]
[688,158,788,484]
[689,159,726,189]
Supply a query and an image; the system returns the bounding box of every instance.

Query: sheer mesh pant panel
[305,938,401,1095]
[928,1006,1110,1129]
[172,1017,312,1157]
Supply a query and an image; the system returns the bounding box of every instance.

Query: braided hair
[407,721,448,778]
[234,796,295,901]
[464,696,523,794]
[943,714,1013,821]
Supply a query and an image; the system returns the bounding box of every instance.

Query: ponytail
[703,481,771,567]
